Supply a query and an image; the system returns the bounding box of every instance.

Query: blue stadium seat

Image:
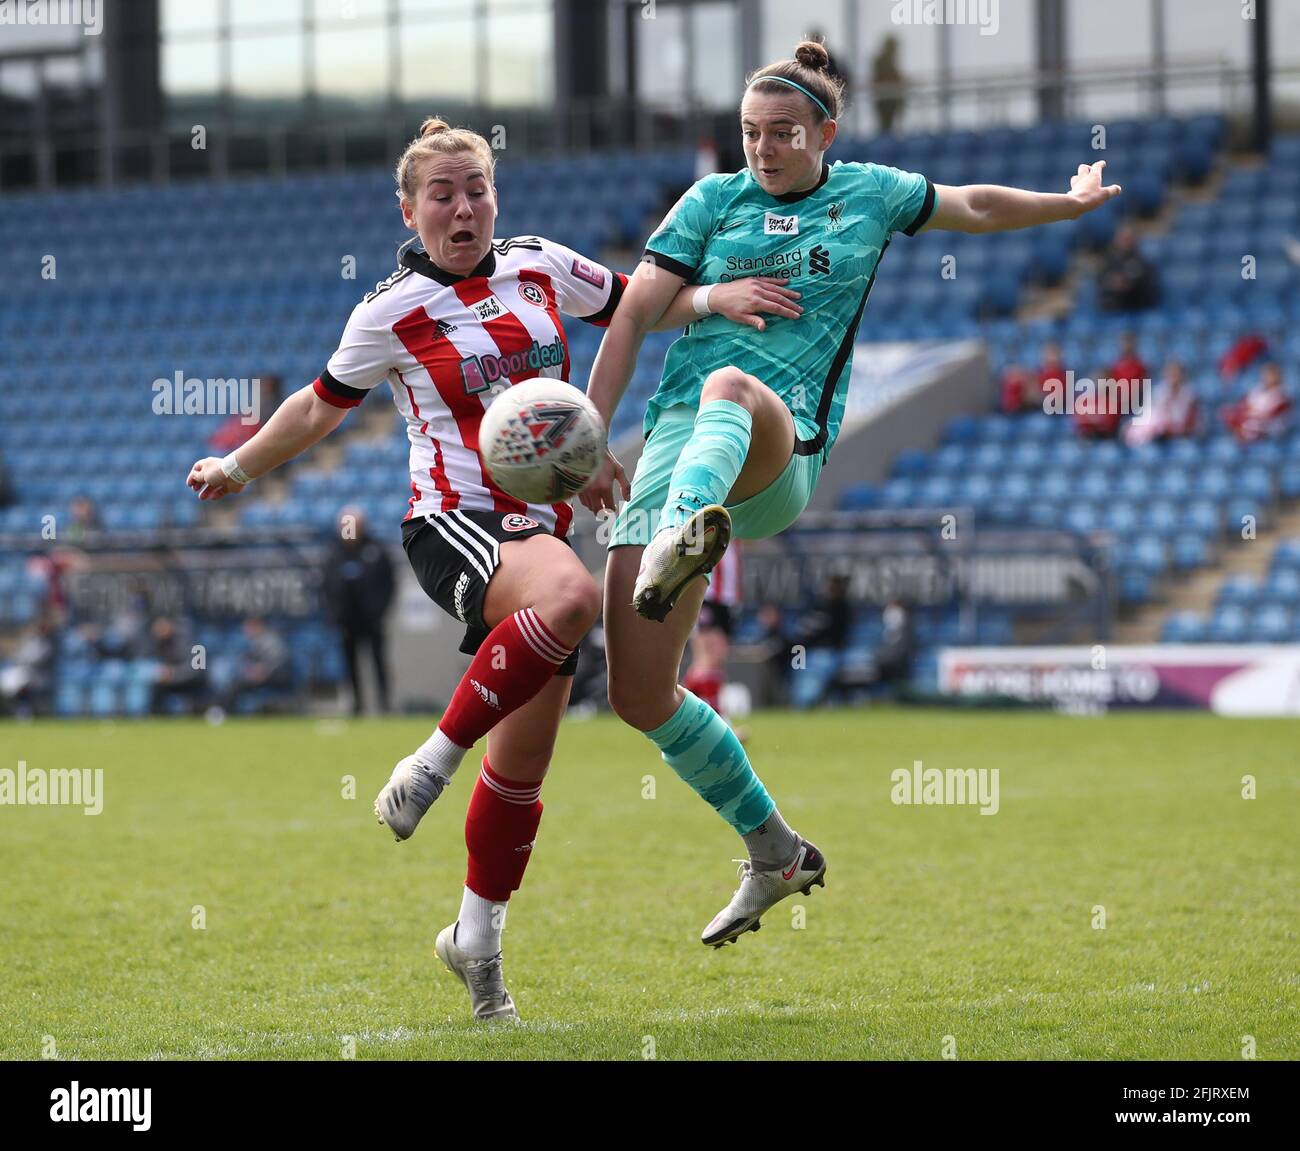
[1208,604,1249,643]
[1161,611,1207,643]
[1172,535,1211,571]
[1252,605,1292,642]
[1266,568,1300,603]
[1218,574,1263,605]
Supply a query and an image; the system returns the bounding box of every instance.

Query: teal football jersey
[642,160,936,460]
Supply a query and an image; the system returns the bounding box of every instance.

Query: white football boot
[702,839,827,948]
[435,923,519,1022]
[373,754,449,842]
[632,504,732,622]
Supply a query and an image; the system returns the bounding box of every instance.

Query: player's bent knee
[700,366,754,407]
[535,571,601,639]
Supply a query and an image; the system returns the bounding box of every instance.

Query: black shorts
[697,601,734,638]
[402,508,580,676]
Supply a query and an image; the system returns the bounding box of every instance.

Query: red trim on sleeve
[313,376,362,409]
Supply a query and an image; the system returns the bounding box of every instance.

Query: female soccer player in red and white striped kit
[186,118,801,1021]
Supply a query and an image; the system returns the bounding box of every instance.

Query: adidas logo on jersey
[470,678,501,709]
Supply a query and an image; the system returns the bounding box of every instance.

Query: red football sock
[684,667,723,713]
[438,608,571,750]
[465,758,544,901]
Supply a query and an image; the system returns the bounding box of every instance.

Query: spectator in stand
[208,375,283,455]
[64,496,101,546]
[873,599,914,695]
[753,601,794,707]
[1124,361,1198,446]
[89,584,152,660]
[1076,334,1148,439]
[73,582,150,663]
[1098,225,1158,313]
[1219,333,1269,380]
[1221,362,1292,443]
[206,616,293,720]
[1037,341,1068,409]
[998,362,1032,415]
[1109,331,1149,388]
[870,34,904,135]
[0,610,57,717]
[787,573,855,709]
[148,617,205,715]
[323,506,395,715]
[1003,341,1067,414]
[26,551,78,623]
[0,451,13,508]
[803,573,853,653]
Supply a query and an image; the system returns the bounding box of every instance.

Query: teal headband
[746,75,832,120]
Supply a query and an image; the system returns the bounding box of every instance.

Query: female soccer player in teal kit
[580,39,1121,948]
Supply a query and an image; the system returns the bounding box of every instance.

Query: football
[478,378,608,504]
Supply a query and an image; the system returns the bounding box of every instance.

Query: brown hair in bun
[746,38,843,122]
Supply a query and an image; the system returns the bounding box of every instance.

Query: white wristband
[221,453,252,486]
[692,284,715,317]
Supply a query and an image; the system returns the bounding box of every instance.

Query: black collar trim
[400,244,496,286]
[771,164,830,204]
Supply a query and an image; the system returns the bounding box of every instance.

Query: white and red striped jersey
[705,543,743,607]
[314,236,628,535]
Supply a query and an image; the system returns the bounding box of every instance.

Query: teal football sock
[659,399,752,534]
[645,689,774,835]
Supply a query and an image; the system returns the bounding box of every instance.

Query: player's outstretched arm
[923,160,1121,235]
[579,259,685,515]
[186,383,350,500]
[587,258,684,422]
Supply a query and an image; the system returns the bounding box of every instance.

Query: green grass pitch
[2,709,1296,1060]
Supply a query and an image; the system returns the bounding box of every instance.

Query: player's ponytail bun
[793,39,831,73]
[395,117,496,209]
[747,38,844,122]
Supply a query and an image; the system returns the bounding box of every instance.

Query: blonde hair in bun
[395,117,496,207]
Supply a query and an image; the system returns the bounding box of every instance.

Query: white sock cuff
[457,886,507,958]
[418,727,468,777]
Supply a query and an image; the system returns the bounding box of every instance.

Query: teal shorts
[607,405,824,549]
